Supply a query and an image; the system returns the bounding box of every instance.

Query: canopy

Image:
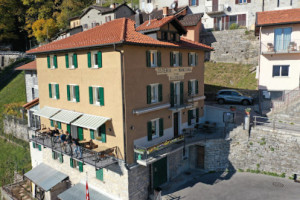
[71,114,111,130]
[33,106,60,119]
[50,109,82,124]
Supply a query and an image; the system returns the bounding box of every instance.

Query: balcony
[261,40,300,55]
[205,4,225,15]
[134,126,225,166]
[31,130,119,169]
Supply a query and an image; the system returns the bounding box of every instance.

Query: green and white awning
[33,106,60,119]
[71,114,111,130]
[50,110,82,124]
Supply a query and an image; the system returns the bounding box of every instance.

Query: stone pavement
[162,172,300,200]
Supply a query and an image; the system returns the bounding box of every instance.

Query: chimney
[163,7,169,17]
[135,10,144,28]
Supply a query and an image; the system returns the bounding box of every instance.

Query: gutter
[113,43,128,166]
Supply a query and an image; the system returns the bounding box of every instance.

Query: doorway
[153,157,168,189]
[197,146,205,169]
[173,112,179,137]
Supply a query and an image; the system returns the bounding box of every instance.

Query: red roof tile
[23,98,39,110]
[15,60,37,70]
[136,16,176,32]
[256,8,300,26]
[27,18,212,54]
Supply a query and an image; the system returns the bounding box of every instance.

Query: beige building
[27,16,212,200]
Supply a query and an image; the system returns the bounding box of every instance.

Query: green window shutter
[188,53,191,66]
[157,51,161,67]
[170,52,173,66]
[147,121,152,141]
[96,168,104,181]
[78,161,83,172]
[90,130,95,139]
[59,153,63,163]
[146,51,151,67]
[101,124,106,143]
[50,120,54,127]
[87,52,92,68]
[179,52,182,66]
[67,124,71,134]
[67,85,70,101]
[170,82,174,107]
[188,81,192,96]
[65,54,69,68]
[159,118,164,137]
[75,85,80,102]
[57,122,61,129]
[195,53,199,66]
[196,108,199,123]
[47,56,50,68]
[52,151,55,160]
[78,127,84,141]
[54,55,58,68]
[73,53,78,68]
[188,110,193,126]
[195,80,199,94]
[70,158,74,168]
[158,84,163,102]
[180,82,184,105]
[32,142,36,148]
[55,84,60,99]
[89,86,93,104]
[147,85,151,104]
[99,87,104,106]
[97,51,102,68]
[49,84,52,98]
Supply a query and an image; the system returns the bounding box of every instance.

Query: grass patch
[242,169,286,178]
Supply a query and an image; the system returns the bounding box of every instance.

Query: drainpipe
[258,26,262,115]
[114,43,128,166]
[262,0,265,11]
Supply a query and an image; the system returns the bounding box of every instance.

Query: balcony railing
[134,126,226,166]
[31,130,119,169]
[261,40,300,54]
[205,4,225,14]
[213,20,246,31]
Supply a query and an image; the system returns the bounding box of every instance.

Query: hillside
[204,62,257,94]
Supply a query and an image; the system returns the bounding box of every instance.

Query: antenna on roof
[145,3,153,26]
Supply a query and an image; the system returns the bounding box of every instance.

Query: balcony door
[173,112,179,138]
[212,0,218,12]
[274,27,292,52]
[174,82,181,106]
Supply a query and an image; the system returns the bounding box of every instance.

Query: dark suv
[216,89,253,105]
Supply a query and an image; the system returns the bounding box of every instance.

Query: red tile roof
[27,18,212,54]
[136,16,177,32]
[256,8,300,26]
[15,60,37,70]
[23,98,39,110]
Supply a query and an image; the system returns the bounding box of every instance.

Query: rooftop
[26,18,212,54]
[23,98,39,110]
[15,60,36,70]
[256,8,300,27]
[178,13,203,27]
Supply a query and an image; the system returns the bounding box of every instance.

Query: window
[161,31,168,40]
[170,82,183,107]
[70,158,83,172]
[239,0,246,3]
[49,83,60,99]
[94,124,106,143]
[146,50,161,67]
[147,118,163,141]
[188,108,199,126]
[170,52,182,67]
[188,52,198,66]
[188,80,199,96]
[229,16,237,27]
[47,55,58,69]
[274,28,292,52]
[151,119,159,139]
[190,0,197,6]
[272,65,289,77]
[52,151,58,160]
[89,86,104,106]
[67,85,80,102]
[277,0,280,7]
[32,88,35,100]
[87,51,102,68]
[147,84,162,104]
[1,56,4,67]
[105,16,111,22]
[65,53,77,69]
[96,168,104,181]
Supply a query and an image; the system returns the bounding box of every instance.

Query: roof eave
[256,21,300,28]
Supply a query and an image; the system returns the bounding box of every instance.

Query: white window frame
[51,83,57,99]
[50,55,55,69]
[150,84,159,103]
[150,50,158,67]
[190,52,196,66]
[151,118,159,139]
[93,86,101,106]
[190,79,196,95]
[173,51,180,67]
[68,53,75,69]
[272,65,289,77]
[69,84,77,102]
[92,51,99,68]
[191,109,197,124]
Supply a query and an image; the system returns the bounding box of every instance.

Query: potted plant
[96,136,102,141]
[230,106,236,111]
[245,108,251,115]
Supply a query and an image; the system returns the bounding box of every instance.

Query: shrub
[229,23,239,30]
[3,102,25,118]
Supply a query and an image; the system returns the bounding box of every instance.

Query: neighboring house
[256,8,300,109]
[0,51,25,69]
[26,16,212,200]
[140,0,300,30]
[15,60,40,129]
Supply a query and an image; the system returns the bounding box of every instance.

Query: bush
[230,23,239,30]
[3,102,25,118]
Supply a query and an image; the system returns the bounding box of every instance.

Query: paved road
[162,172,300,200]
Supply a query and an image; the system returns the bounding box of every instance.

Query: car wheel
[218,99,225,104]
[242,100,250,106]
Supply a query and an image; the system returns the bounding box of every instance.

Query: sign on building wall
[155,67,193,80]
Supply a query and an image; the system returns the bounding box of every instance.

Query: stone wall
[201,29,259,66]
[3,115,29,142]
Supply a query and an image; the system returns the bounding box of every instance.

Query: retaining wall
[3,115,29,142]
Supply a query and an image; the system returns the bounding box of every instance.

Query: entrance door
[197,146,205,169]
[212,0,218,12]
[77,127,84,141]
[153,157,168,189]
[174,112,179,137]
